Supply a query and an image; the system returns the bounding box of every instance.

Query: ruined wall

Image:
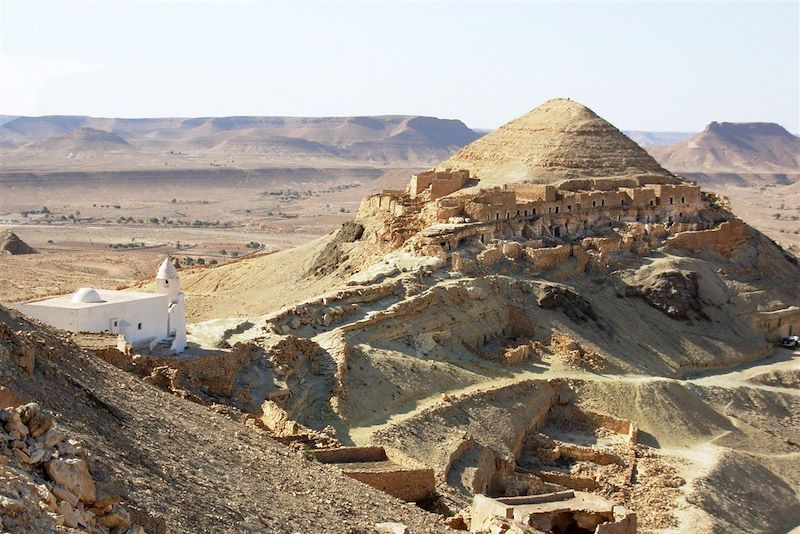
[343,467,436,502]
[361,168,712,259]
[511,184,556,202]
[409,170,469,199]
[664,218,750,256]
[524,244,572,272]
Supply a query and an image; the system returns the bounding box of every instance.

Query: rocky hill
[155,98,800,533]
[0,231,36,255]
[433,98,671,185]
[648,121,800,181]
[7,98,800,533]
[0,115,480,171]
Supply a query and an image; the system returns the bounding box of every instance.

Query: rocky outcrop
[536,285,596,323]
[628,270,708,322]
[0,231,36,255]
[308,221,365,277]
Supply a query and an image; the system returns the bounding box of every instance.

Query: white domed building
[10,257,186,353]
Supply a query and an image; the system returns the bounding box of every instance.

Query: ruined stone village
[2,99,800,534]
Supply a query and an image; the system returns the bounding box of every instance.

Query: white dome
[71,288,104,304]
[156,257,178,280]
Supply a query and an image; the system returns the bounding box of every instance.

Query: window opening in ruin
[506,212,510,219]
[669,197,674,205]
[524,210,528,217]
[681,196,685,204]
[592,200,597,207]
[668,216,673,223]
[567,205,572,211]
[516,210,520,217]
[555,206,559,214]
[601,199,605,206]
[554,227,561,237]
[649,200,654,206]
[620,199,625,205]
[138,322,143,330]
[532,208,537,215]
[496,212,499,220]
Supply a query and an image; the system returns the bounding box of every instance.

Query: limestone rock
[45,457,97,503]
[629,270,708,322]
[375,521,410,534]
[0,495,23,513]
[58,499,80,528]
[536,285,596,323]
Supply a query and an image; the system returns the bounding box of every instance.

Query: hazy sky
[1,1,798,131]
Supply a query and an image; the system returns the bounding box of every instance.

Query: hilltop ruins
[3,98,800,534]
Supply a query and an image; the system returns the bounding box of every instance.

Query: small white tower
[155,257,186,353]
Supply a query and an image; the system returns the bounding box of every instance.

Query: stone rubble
[0,401,148,534]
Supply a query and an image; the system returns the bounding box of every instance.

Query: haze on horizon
[1,1,798,132]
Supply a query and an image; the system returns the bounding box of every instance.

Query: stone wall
[665,218,750,256]
[343,467,436,502]
[311,446,436,502]
[409,170,469,199]
[524,244,572,272]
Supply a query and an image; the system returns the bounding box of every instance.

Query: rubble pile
[0,402,147,533]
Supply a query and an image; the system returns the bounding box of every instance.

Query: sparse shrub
[196,258,205,265]
[209,259,218,265]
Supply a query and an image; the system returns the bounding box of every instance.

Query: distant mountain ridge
[623,130,694,147]
[648,121,800,176]
[0,114,480,171]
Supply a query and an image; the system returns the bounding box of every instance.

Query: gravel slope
[0,306,451,533]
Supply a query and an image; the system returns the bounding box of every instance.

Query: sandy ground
[0,168,415,303]
[710,182,800,256]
